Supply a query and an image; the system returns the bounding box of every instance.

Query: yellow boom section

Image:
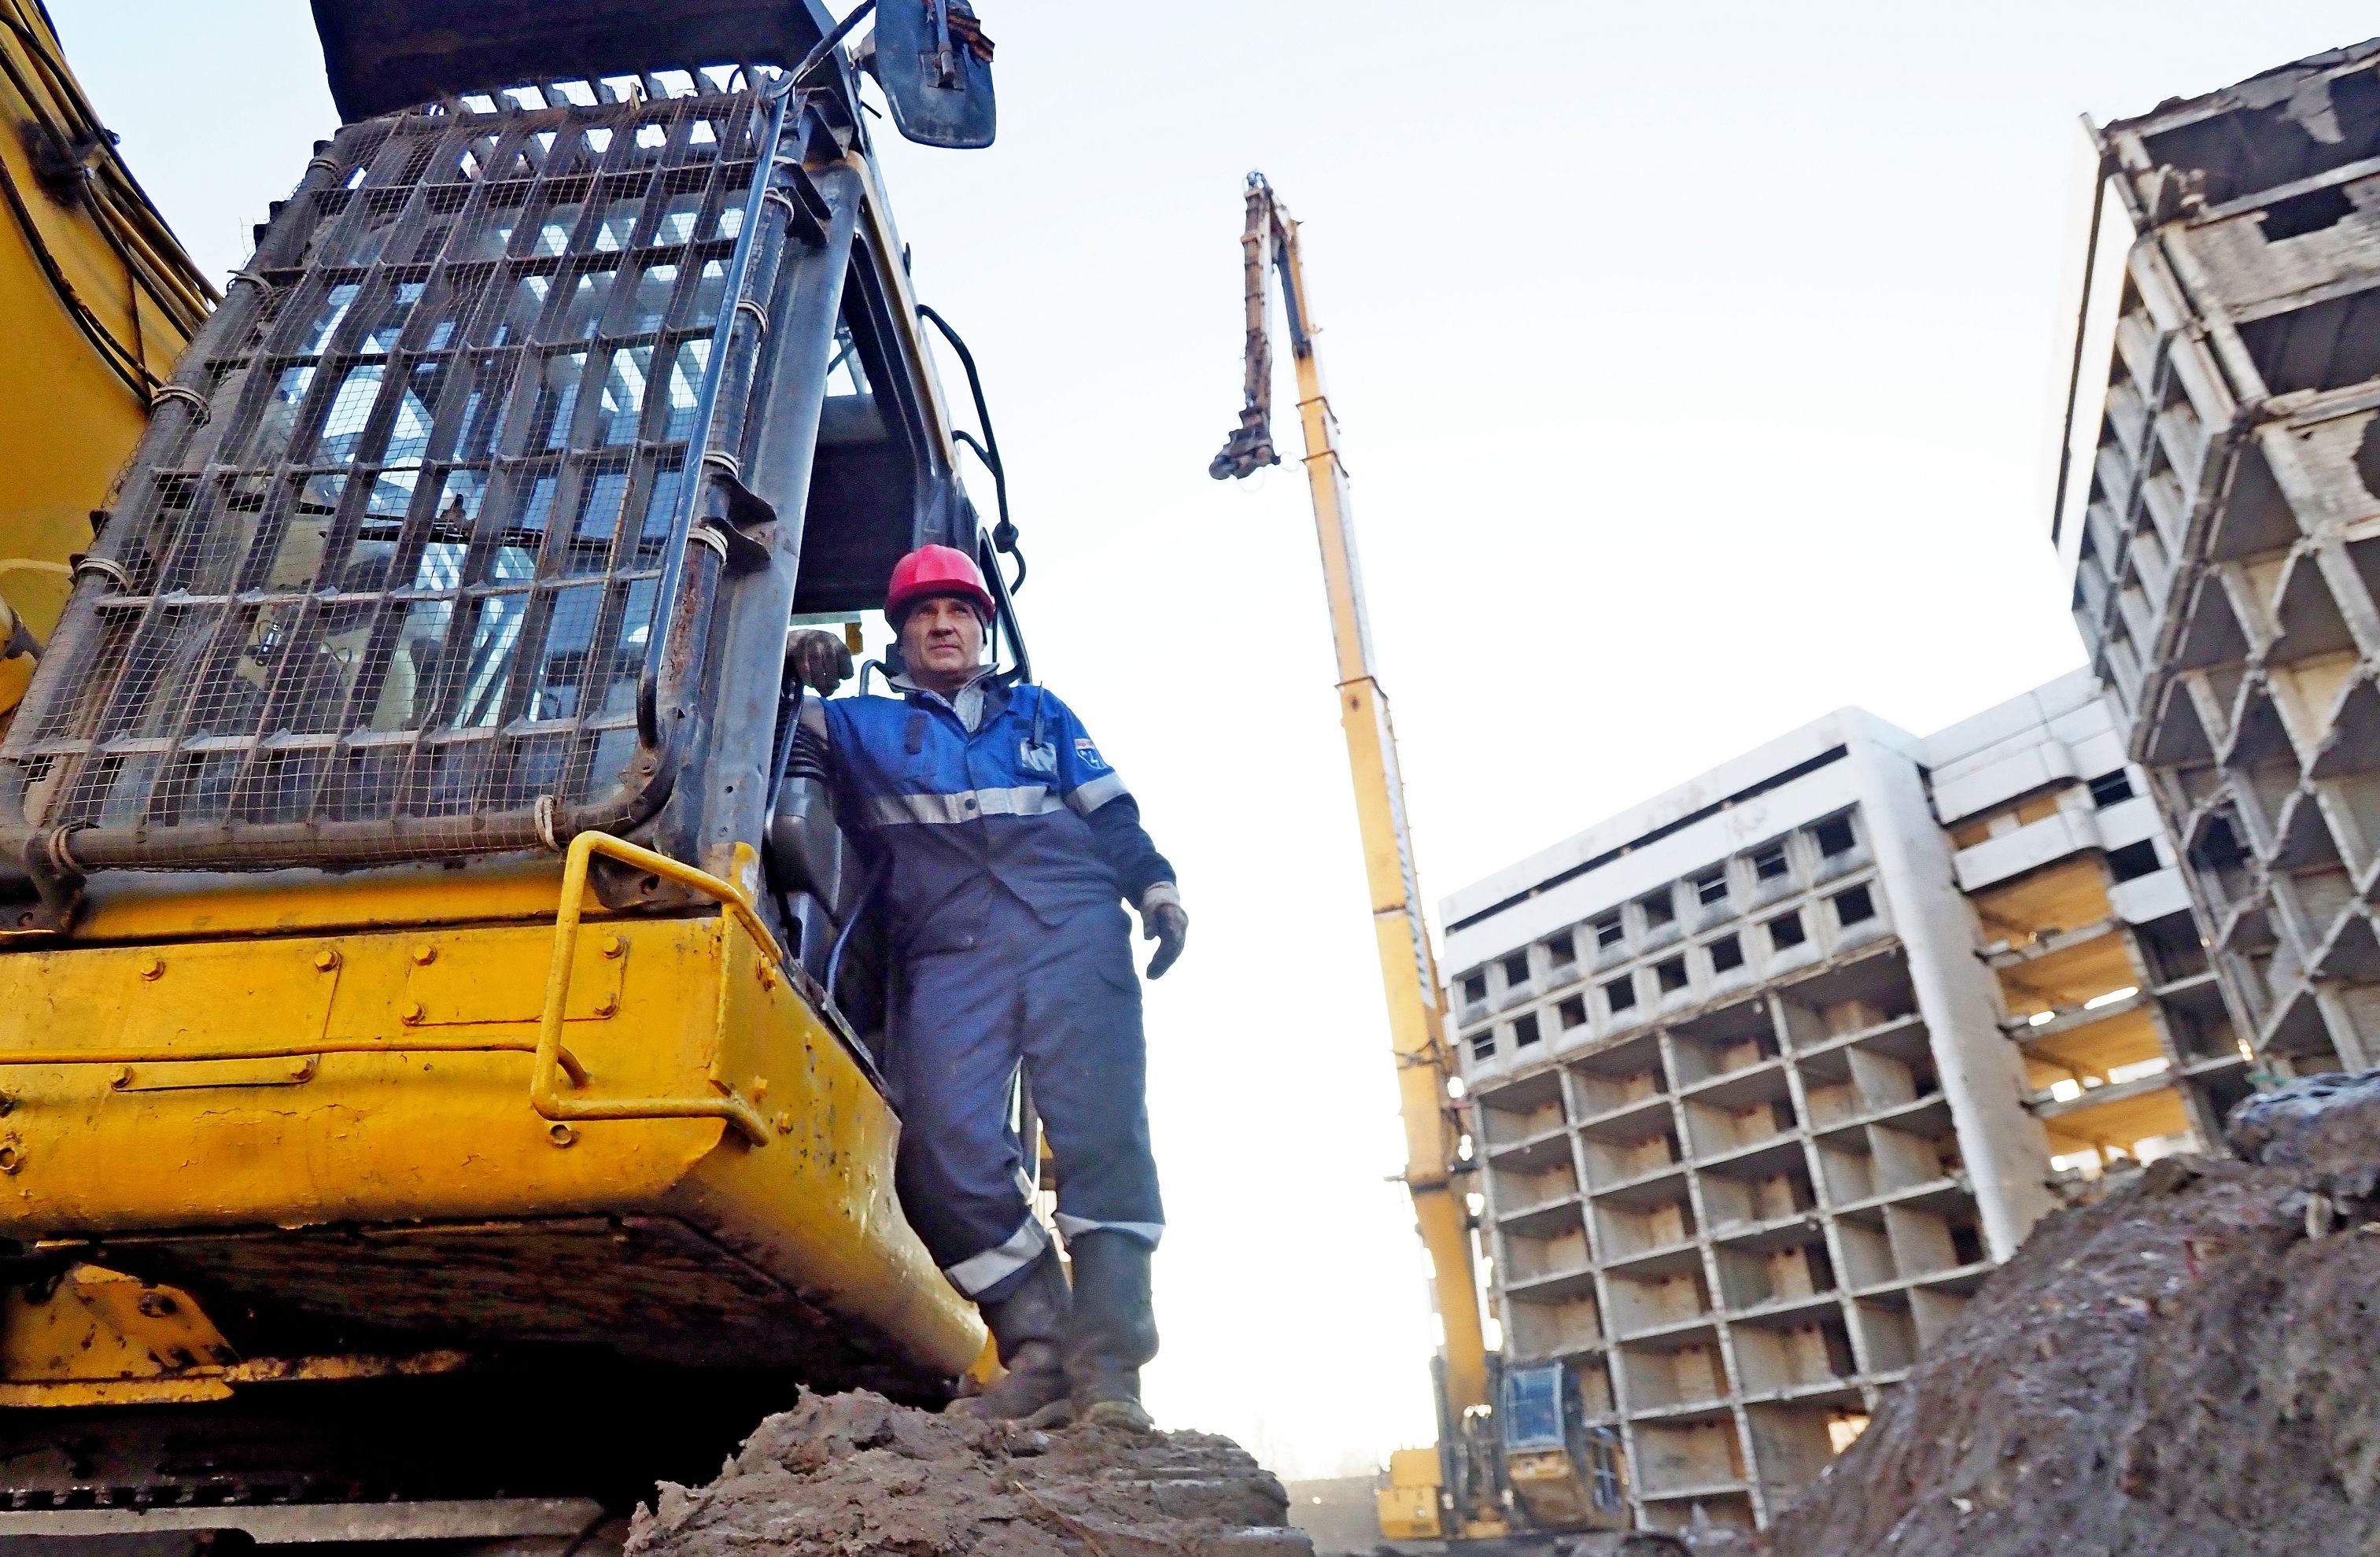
[0,0,211,659]
[1214,175,1495,1537]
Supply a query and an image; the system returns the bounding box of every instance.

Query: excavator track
[0,1363,810,1552]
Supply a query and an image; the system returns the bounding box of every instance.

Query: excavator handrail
[0,1035,589,1084]
[531,832,775,1146]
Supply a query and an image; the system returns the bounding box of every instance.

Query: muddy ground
[625,1389,1313,1556]
[630,1079,2380,1557]
[1750,1127,2380,1555]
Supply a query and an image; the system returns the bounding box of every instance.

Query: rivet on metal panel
[601,935,625,960]
[0,1142,22,1175]
[108,1066,131,1090]
[751,1077,769,1102]
[136,956,164,981]
[312,949,341,972]
[592,994,619,1019]
[774,1111,795,1135]
[411,944,437,966]
[547,1123,577,1149]
[290,1059,316,1080]
[400,1002,425,1026]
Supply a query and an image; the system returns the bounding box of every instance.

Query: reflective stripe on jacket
[811,672,1170,950]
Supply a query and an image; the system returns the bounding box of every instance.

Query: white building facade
[1439,672,2208,1533]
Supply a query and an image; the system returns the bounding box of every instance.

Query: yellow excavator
[0,0,212,732]
[1212,176,1677,1555]
[0,1,1028,1548]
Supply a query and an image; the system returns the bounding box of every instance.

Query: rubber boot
[1063,1232,1158,1432]
[949,1248,1074,1423]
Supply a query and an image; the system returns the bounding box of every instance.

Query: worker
[784,544,1186,1430]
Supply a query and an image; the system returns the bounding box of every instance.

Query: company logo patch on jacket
[1073,737,1109,771]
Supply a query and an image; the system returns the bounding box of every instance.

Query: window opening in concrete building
[2106,839,2161,882]
[1559,994,1588,1028]
[1503,952,1531,987]
[1767,911,1806,950]
[1643,891,1677,928]
[1605,975,1638,1013]
[1813,815,1856,857]
[1545,932,1577,969]
[2087,770,2135,807]
[1694,870,1729,907]
[2135,912,2209,983]
[1656,956,1689,993]
[2190,811,2250,875]
[2257,182,2358,239]
[2357,415,2380,500]
[1462,972,1487,1006]
[1710,933,1745,973]
[1752,842,1789,880]
[1515,1013,1542,1049]
[1594,913,1625,949]
[1470,1031,1496,1061]
[1832,884,1876,926]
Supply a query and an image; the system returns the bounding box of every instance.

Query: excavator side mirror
[867,0,997,149]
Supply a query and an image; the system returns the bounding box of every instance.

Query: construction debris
[2227,1070,2380,1205]
[1731,1074,2380,1556]
[625,1389,1314,1556]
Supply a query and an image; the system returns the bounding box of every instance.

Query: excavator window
[0,71,796,869]
[791,249,953,618]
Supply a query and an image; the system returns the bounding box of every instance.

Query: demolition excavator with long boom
[1211,175,1677,1555]
[0,2,1030,1548]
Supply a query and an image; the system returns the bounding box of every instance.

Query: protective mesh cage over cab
[2,71,814,872]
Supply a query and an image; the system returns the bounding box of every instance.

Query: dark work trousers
[888,898,1164,1302]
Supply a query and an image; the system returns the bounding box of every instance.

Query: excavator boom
[1212,175,1652,1551]
[1210,173,1497,1540]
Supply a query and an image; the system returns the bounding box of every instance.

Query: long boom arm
[1209,175,1493,1507]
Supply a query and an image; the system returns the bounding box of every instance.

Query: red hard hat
[885,544,994,627]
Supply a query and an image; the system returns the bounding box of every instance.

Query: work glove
[786,627,854,695]
[1139,882,1187,980]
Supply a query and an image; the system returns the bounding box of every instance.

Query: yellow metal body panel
[0,1267,231,1391]
[1506,1448,1600,1530]
[0,0,211,648]
[1376,1447,1445,1540]
[0,892,983,1387]
[66,858,585,946]
[0,1261,474,1406]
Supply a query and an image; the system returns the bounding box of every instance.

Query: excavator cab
[0,2,1015,1543]
[1499,1362,1631,1532]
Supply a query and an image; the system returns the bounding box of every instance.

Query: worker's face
[900,595,985,691]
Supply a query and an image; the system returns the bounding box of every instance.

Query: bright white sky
[51,0,2380,1483]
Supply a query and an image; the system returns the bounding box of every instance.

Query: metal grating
[3,71,796,871]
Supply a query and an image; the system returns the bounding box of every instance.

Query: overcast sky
[51,0,2380,1482]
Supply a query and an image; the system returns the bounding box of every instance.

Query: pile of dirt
[625,1389,1314,1556]
[1755,1072,2380,1557]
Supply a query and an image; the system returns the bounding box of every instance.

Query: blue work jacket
[810,671,1171,954]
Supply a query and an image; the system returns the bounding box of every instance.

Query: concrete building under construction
[2054,38,2380,1079]
[1440,672,2219,1533]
